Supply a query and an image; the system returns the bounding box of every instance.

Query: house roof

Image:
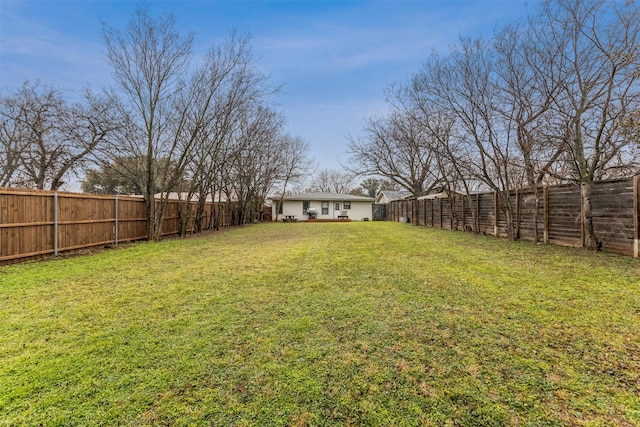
[376,190,411,202]
[277,192,375,202]
[417,189,467,200]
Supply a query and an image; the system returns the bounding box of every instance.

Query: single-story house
[271,192,375,221]
[375,190,411,204]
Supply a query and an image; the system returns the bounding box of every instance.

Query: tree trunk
[499,191,517,241]
[194,197,207,233]
[581,180,598,250]
[532,182,541,243]
[146,189,158,241]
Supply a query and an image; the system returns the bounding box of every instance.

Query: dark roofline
[274,192,375,202]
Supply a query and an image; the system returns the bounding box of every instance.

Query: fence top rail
[0,188,145,201]
[385,175,640,204]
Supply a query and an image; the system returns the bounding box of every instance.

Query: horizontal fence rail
[0,189,236,266]
[385,176,640,258]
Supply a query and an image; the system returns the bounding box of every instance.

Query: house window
[334,202,340,211]
[302,201,310,215]
[277,201,283,214]
[343,201,351,209]
[321,201,329,215]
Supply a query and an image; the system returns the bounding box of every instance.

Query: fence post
[494,191,499,236]
[476,194,480,233]
[412,199,416,225]
[543,186,549,244]
[449,197,454,230]
[515,189,521,240]
[634,176,640,257]
[53,192,58,257]
[461,194,465,231]
[580,183,585,248]
[114,196,119,245]
[430,199,434,227]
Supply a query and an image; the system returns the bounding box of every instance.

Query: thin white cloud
[1,6,109,90]
[0,0,532,171]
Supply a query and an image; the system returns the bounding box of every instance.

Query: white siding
[343,201,373,220]
[273,199,372,221]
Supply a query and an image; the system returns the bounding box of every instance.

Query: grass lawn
[1,222,639,426]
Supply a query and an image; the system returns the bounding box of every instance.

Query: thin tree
[491,23,565,241]
[101,7,193,240]
[274,134,312,221]
[0,81,116,190]
[415,41,523,240]
[347,109,441,198]
[306,168,355,194]
[541,0,640,249]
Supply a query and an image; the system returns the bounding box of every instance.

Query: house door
[334,202,340,218]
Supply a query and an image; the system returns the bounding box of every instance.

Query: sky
[0,0,534,185]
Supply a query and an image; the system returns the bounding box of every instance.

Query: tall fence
[0,189,234,266]
[386,176,640,257]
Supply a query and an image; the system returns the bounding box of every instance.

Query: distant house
[375,190,411,204]
[417,187,467,200]
[375,188,469,204]
[154,192,212,202]
[271,192,375,221]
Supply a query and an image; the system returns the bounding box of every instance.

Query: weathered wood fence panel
[0,189,236,266]
[116,197,148,243]
[385,177,640,257]
[372,204,386,221]
[592,179,635,255]
[516,190,544,242]
[1,190,56,263]
[546,184,582,247]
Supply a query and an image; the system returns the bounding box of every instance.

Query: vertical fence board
[635,176,640,257]
[543,186,549,244]
[493,192,499,236]
[383,177,639,256]
[0,189,243,265]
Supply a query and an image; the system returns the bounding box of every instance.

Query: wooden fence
[386,176,640,257]
[0,189,234,266]
[4,177,638,265]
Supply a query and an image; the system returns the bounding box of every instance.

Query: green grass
[1,222,639,426]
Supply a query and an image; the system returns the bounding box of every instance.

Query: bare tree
[489,23,567,240]
[223,105,285,225]
[102,9,283,238]
[540,0,640,249]
[0,87,31,187]
[306,168,355,193]
[350,0,640,249]
[173,34,280,233]
[0,81,116,190]
[274,134,313,221]
[347,108,441,197]
[101,7,193,240]
[414,39,527,239]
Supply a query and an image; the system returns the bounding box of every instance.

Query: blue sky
[0,0,533,175]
